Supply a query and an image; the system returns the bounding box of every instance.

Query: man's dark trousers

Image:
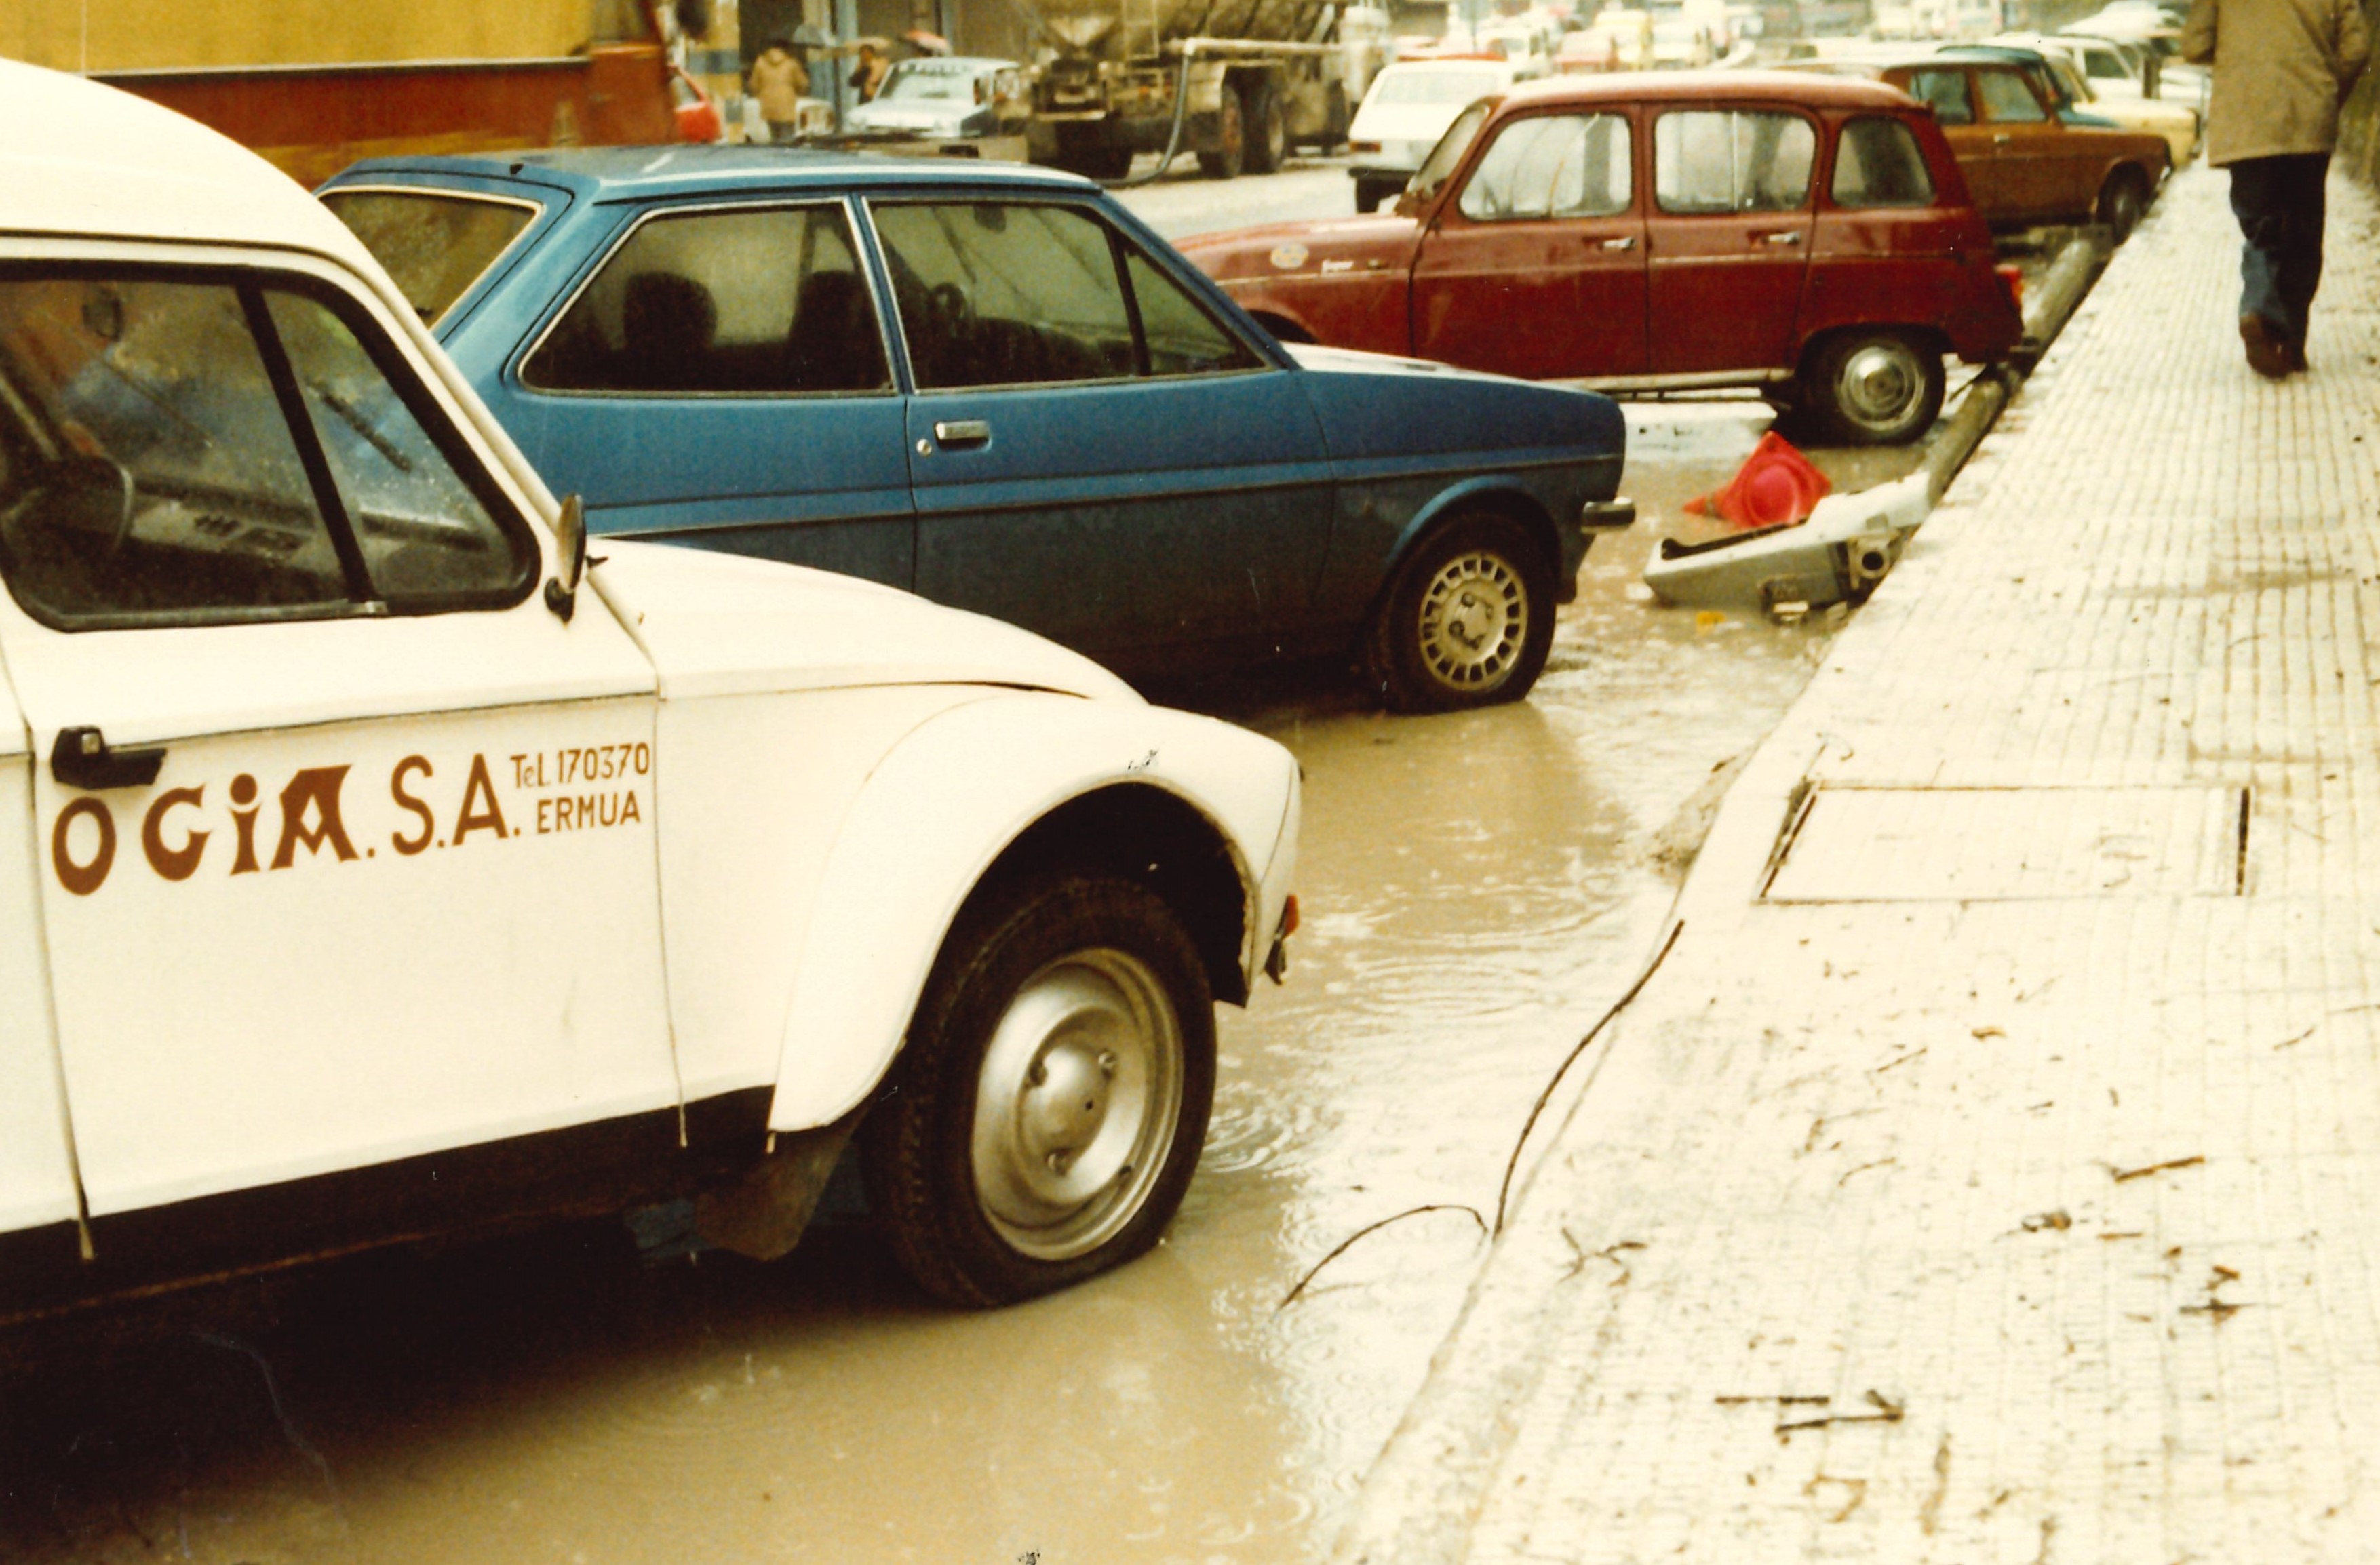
[2229,151,2331,350]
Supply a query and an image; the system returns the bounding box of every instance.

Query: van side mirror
[544,493,587,622]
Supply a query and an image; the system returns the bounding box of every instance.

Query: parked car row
[1308,52,2170,435]
[1816,47,2174,237]
[0,33,2168,1326]
[0,60,1653,1324]
[1986,32,2200,166]
[1201,71,2027,445]
[318,148,1632,713]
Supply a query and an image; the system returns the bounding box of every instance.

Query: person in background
[747,37,811,144]
[850,41,891,103]
[2182,0,2369,378]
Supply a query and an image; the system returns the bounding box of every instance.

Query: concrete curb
[1327,167,2223,1565]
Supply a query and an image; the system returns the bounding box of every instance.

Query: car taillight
[1996,262,2024,314]
[1350,139,1381,153]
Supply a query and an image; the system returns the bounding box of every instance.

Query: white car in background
[1478,22,1558,76]
[1650,16,1717,66]
[0,61,1302,1323]
[1346,57,1520,210]
[2059,28,2208,100]
[1573,9,1655,69]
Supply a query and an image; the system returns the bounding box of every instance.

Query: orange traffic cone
[1682,431,1832,530]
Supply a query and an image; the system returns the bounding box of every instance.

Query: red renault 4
[1179,71,2025,445]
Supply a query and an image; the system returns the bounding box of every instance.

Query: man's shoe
[2240,313,2291,379]
[2286,338,2309,374]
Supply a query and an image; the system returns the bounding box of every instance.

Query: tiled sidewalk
[1338,163,2380,1564]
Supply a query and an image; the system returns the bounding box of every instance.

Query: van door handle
[1599,235,1637,250]
[1993,133,2012,145]
[933,420,992,448]
[51,726,165,791]
[1759,230,1802,246]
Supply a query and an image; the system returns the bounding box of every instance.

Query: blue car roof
[332,144,1099,203]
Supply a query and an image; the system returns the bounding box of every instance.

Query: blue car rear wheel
[1364,510,1555,713]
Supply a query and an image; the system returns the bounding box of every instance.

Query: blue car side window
[319,189,538,328]
[872,201,1261,389]
[1120,252,1264,378]
[874,202,1138,391]
[522,203,891,396]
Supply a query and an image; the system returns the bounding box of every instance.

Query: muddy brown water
[0,408,1920,1564]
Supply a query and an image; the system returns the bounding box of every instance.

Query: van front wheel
[861,874,1215,1307]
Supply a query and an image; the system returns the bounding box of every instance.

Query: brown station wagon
[1179,71,2025,445]
[1839,52,2172,239]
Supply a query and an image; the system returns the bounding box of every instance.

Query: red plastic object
[1682,431,1832,529]
[1996,262,2025,315]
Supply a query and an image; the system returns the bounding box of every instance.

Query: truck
[1019,0,1378,178]
[0,0,699,188]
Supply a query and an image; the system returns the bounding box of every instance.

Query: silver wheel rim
[1416,549,1528,692]
[1835,340,1924,429]
[971,947,1183,1261]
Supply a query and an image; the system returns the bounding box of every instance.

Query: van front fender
[765,692,1298,1131]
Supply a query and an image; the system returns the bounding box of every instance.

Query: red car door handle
[1993,133,2012,145]
[1598,235,1637,251]
[1759,230,1802,246]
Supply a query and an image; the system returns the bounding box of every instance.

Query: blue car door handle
[932,420,992,448]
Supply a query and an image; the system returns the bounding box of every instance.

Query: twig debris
[1837,1157,1896,1189]
[1494,920,1684,1235]
[1277,1204,1485,1309]
[2111,1155,2204,1183]
[1559,1235,1645,1285]
[1775,1389,1906,1435]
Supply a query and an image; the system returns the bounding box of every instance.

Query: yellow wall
[0,0,650,73]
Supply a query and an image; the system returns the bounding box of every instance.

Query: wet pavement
[0,158,2040,1564]
[0,399,1924,1565]
[1335,161,2380,1565]
[1117,159,1368,239]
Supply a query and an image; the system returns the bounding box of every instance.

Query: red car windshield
[1411,99,1494,201]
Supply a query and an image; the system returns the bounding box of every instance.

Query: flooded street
[0,401,1942,1564]
[0,120,2049,1551]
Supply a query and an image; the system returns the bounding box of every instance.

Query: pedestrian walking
[746,36,810,145]
[2182,0,2370,378]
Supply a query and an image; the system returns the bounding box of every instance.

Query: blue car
[318,149,1633,711]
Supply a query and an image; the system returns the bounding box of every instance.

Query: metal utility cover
[1763,786,2247,903]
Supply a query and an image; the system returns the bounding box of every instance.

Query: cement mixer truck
[1021,0,1376,178]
